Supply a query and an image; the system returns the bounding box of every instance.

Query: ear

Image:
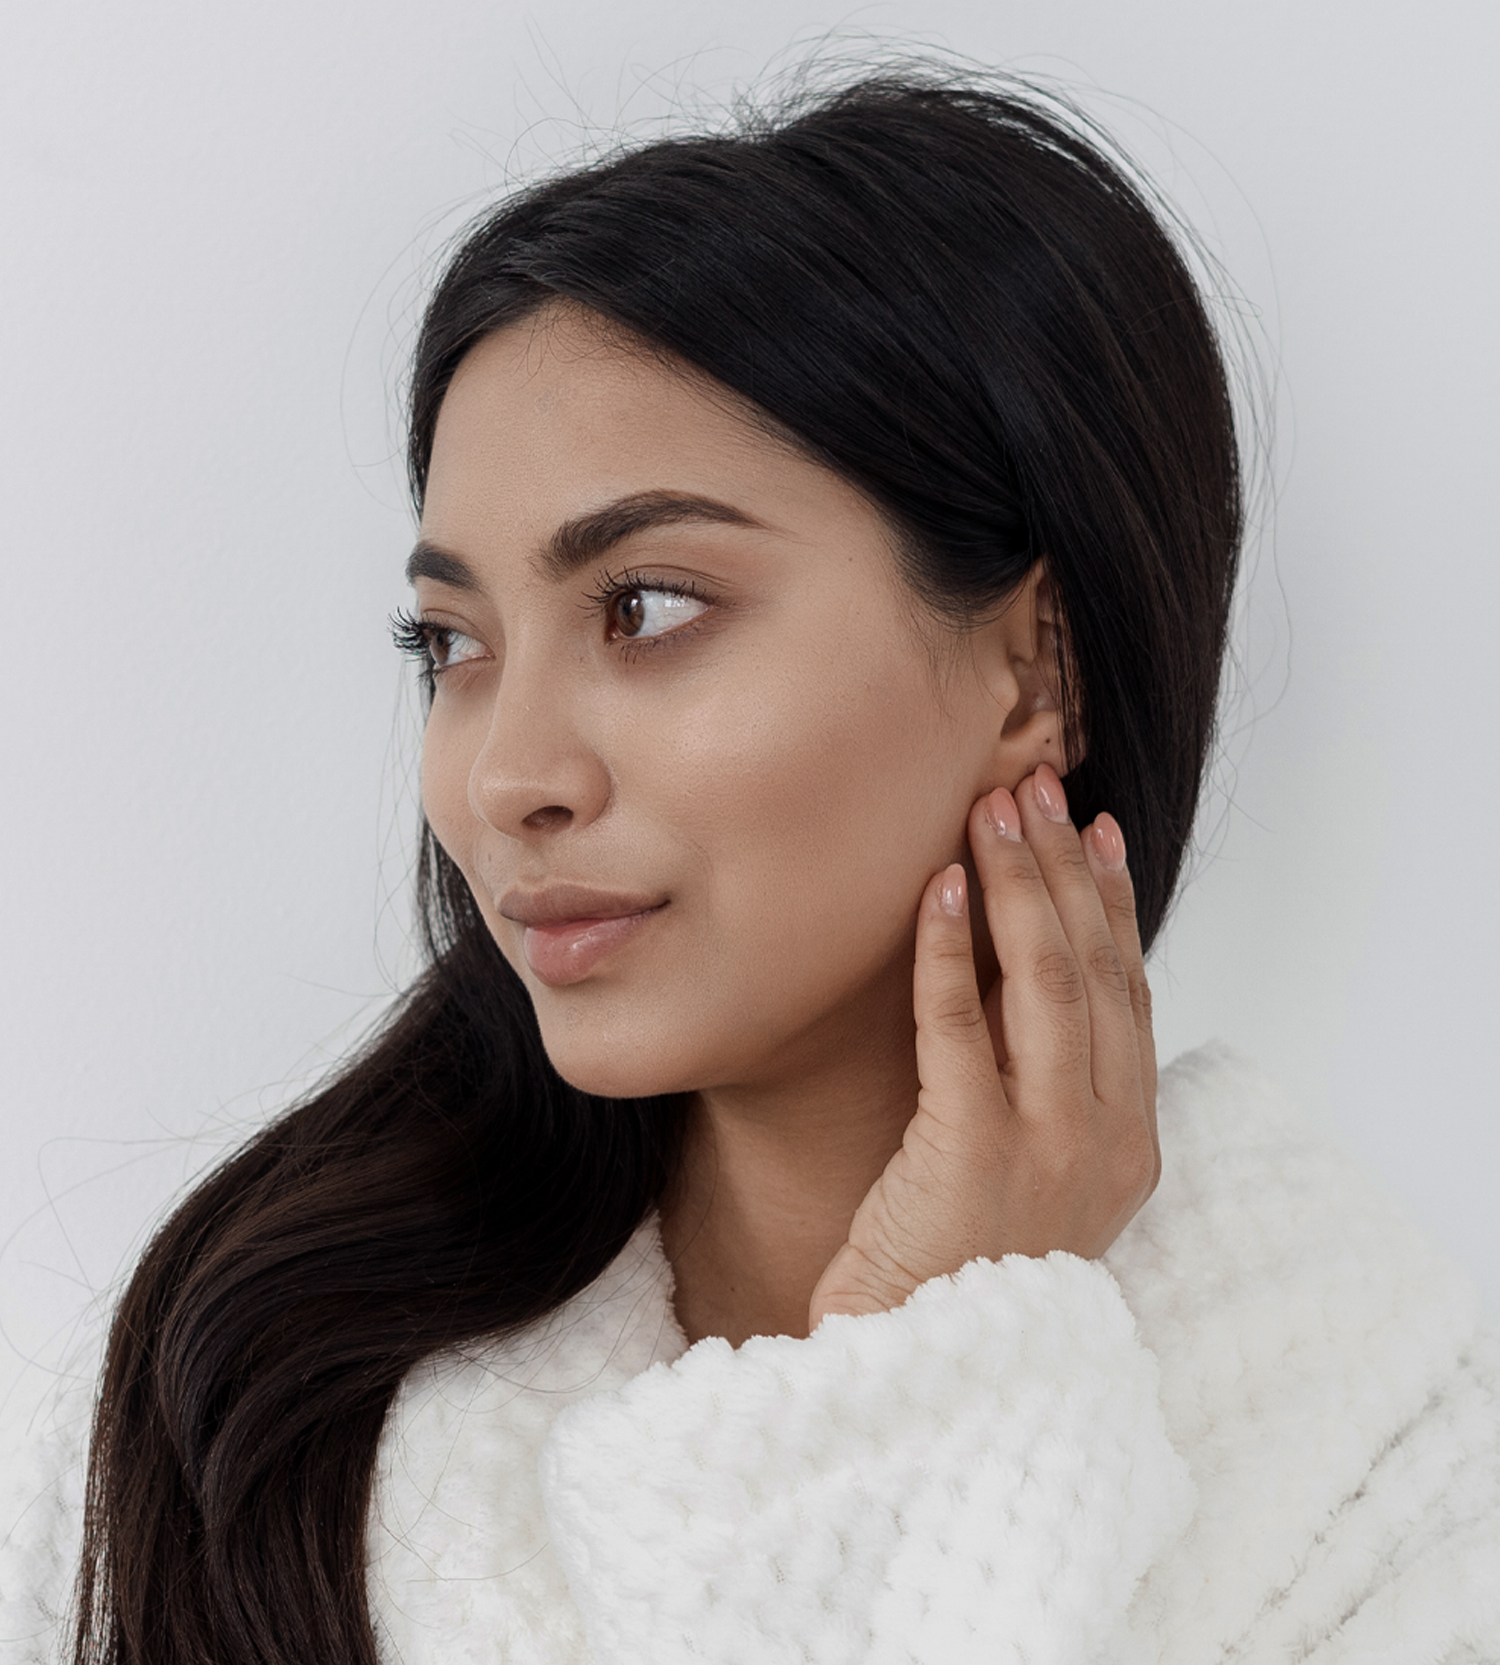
[974,561,1081,785]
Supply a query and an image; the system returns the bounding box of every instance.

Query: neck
[659,978,919,1348]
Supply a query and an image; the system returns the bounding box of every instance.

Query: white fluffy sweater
[3,1040,1499,1663]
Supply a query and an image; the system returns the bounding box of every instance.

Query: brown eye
[612,591,647,637]
[594,577,711,644]
[427,624,487,671]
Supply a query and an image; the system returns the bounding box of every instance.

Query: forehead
[420,303,885,558]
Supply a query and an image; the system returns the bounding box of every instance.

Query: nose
[465,650,611,841]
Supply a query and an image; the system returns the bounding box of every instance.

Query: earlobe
[986,565,1080,781]
[997,670,1068,773]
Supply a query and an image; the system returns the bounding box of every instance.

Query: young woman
[4,70,1497,1665]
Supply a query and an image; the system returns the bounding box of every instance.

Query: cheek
[553,647,973,1089]
[700,664,963,959]
[419,703,479,873]
[414,624,981,1101]
[726,621,958,830]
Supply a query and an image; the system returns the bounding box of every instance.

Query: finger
[1013,766,1141,1113]
[1082,812,1158,1142]
[912,864,1008,1144]
[967,786,1096,1119]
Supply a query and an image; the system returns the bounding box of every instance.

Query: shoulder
[1114,1036,1488,1447]
[1113,1037,1483,1376]
[1111,1040,1500,1659]
[367,1218,683,1664]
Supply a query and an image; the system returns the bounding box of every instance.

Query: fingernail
[1092,813,1127,871]
[984,787,1022,842]
[939,865,966,915]
[1034,764,1069,823]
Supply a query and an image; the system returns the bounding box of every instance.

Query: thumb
[913,865,1007,1137]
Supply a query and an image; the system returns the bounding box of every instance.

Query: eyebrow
[405,490,767,590]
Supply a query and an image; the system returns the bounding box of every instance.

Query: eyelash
[389,608,443,693]
[584,566,714,661]
[389,566,714,684]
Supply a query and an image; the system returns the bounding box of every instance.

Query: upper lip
[498,884,667,927]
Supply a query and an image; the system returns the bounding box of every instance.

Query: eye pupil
[616,592,645,636]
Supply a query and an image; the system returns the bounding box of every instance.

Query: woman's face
[415,303,1040,1100]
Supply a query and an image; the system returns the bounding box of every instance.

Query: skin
[415,301,1159,1347]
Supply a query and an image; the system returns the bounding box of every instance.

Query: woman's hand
[808,763,1159,1327]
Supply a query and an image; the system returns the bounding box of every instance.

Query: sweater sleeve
[538,1250,1195,1665]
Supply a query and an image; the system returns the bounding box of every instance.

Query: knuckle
[1128,969,1154,1022]
[925,987,989,1042]
[994,858,1049,898]
[1032,948,1086,1007]
[1085,939,1131,998]
[1102,885,1140,931]
[1036,832,1092,883]
[929,933,975,971]
[1057,834,1093,875]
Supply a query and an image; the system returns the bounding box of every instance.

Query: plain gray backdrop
[3,0,1497,1402]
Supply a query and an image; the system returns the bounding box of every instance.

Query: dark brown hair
[75,71,1241,1664]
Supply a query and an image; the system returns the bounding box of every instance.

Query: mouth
[520,903,668,987]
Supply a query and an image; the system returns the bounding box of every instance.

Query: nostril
[522,805,573,832]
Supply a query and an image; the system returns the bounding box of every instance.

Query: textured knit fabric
[3,1040,1498,1663]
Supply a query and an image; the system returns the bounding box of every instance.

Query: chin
[533,1019,701,1102]
[545,1054,693,1102]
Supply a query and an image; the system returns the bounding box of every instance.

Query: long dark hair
[75,70,1242,1664]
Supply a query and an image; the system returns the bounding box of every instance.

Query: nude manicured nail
[984,787,1022,841]
[1091,813,1127,871]
[1034,765,1069,823]
[940,866,966,914]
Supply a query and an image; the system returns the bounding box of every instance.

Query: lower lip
[522,905,666,987]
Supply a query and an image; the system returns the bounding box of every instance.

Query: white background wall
[3,0,1498,1402]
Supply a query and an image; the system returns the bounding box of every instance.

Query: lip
[498,884,669,987]
[499,884,666,927]
[520,905,666,986]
